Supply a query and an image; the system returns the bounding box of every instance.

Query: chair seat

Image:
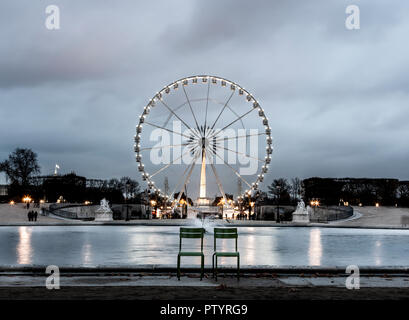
[214,251,239,257]
[179,251,204,257]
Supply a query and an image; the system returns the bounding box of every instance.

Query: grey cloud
[0,0,408,193]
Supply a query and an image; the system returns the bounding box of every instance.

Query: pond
[0,226,408,267]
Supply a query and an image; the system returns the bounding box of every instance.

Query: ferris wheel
[134,75,272,206]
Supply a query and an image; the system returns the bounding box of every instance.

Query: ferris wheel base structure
[196,196,212,206]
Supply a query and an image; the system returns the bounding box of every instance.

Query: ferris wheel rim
[134,75,273,202]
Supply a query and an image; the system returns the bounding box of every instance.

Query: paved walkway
[1,273,408,288]
[1,272,409,300]
[1,204,409,229]
[0,203,62,223]
[332,206,409,228]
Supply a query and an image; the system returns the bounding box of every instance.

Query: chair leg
[212,253,215,278]
[215,256,218,281]
[177,254,180,281]
[237,255,240,281]
[201,255,204,281]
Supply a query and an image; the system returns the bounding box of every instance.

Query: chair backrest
[214,228,238,251]
[179,227,205,251]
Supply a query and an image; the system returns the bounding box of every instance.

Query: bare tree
[0,148,40,186]
[119,176,140,199]
[290,177,303,201]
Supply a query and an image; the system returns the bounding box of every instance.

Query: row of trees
[262,178,303,205]
[2,148,409,208]
[85,176,141,204]
[0,148,141,204]
[261,177,409,207]
[303,177,409,206]
[259,177,409,208]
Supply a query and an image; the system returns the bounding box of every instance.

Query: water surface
[0,226,408,267]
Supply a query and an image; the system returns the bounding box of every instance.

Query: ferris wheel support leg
[206,150,229,208]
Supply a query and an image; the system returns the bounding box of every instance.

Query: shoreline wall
[48,203,151,220]
[255,205,353,222]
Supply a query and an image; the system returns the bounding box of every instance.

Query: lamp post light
[150,199,157,218]
[310,199,319,221]
[23,196,32,209]
[125,182,131,221]
[218,198,225,217]
[249,201,255,220]
[179,199,187,218]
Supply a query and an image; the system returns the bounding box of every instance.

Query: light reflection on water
[308,228,322,266]
[17,227,33,265]
[1,226,409,267]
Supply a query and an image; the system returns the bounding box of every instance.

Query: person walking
[34,211,38,222]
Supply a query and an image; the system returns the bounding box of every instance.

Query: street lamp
[249,201,255,220]
[276,186,281,223]
[125,182,131,221]
[23,196,32,209]
[218,198,225,217]
[150,199,157,218]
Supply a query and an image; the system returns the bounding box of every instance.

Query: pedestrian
[28,211,32,221]
[34,211,38,222]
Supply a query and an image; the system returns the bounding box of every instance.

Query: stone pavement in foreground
[1,273,409,288]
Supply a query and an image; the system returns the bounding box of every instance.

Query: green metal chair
[177,227,205,281]
[212,228,240,281]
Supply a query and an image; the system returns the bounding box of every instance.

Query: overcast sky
[0,0,408,191]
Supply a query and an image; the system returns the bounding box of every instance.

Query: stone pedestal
[292,200,310,223]
[94,199,113,221]
[196,197,212,206]
[292,213,310,223]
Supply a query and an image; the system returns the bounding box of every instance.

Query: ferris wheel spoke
[163,101,187,127]
[205,149,229,207]
[182,85,201,133]
[225,103,245,129]
[144,121,194,140]
[150,148,193,178]
[214,132,266,142]
[159,99,200,138]
[175,150,201,204]
[209,147,253,189]
[210,90,235,130]
[218,146,265,163]
[169,151,199,199]
[140,143,189,152]
[210,107,256,139]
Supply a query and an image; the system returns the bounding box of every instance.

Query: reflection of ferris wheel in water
[134,75,272,206]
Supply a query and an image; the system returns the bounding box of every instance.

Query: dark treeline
[303,177,409,207]
[0,147,142,204]
[4,173,142,205]
[260,177,409,208]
